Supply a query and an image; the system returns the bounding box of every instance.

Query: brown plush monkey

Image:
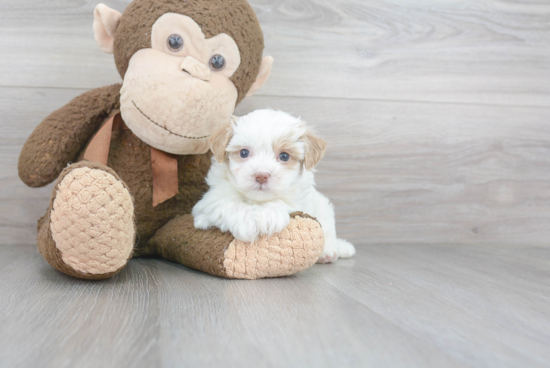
[18,0,324,280]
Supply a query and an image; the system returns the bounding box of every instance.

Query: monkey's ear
[302,129,327,170]
[93,4,122,54]
[246,56,274,97]
[209,124,234,163]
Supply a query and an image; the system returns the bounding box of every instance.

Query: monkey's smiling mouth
[132,100,210,140]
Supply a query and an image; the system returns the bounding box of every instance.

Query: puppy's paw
[193,214,212,230]
[336,239,356,259]
[266,206,291,235]
[256,203,291,238]
[317,243,339,264]
[229,225,258,243]
[317,250,339,264]
[228,212,260,243]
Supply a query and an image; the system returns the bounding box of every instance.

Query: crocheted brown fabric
[150,212,324,279]
[37,161,134,280]
[18,84,121,188]
[223,212,325,279]
[149,214,234,277]
[88,111,212,250]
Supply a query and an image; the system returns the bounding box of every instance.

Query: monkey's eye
[167,34,184,52]
[209,54,226,71]
[279,152,290,162]
[240,149,250,159]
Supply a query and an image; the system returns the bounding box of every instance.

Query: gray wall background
[1,0,549,246]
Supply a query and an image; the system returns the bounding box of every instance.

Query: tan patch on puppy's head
[227,150,247,163]
[301,129,327,170]
[209,124,233,162]
[273,135,303,170]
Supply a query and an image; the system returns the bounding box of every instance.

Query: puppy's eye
[210,54,226,71]
[279,152,290,162]
[167,34,184,52]
[240,149,250,158]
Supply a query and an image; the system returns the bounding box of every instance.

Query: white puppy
[192,109,355,263]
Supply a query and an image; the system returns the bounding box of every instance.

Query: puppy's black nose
[255,173,270,184]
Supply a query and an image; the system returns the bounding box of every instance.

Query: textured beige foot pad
[50,167,135,275]
[223,214,325,279]
[150,212,324,280]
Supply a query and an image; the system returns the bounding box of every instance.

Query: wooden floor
[1,0,550,367]
[1,244,549,368]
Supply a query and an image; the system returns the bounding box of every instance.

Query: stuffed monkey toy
[18,0,324,280]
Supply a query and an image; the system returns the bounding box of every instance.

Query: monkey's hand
[18,84,121,187]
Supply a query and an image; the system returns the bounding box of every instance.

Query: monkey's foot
[150,212,325,279]
[38,161,135,279]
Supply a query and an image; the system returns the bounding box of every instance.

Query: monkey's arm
[18,84,121,187]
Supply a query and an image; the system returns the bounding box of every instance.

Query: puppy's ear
[302,129,327,170]
[210,124,233,162]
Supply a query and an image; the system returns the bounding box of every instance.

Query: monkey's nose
[180,56,211,81]
[255,173,270,185]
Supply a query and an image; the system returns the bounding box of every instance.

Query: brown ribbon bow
[83,113,179,207]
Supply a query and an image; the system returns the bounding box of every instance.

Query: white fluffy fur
[192,109,355,263]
